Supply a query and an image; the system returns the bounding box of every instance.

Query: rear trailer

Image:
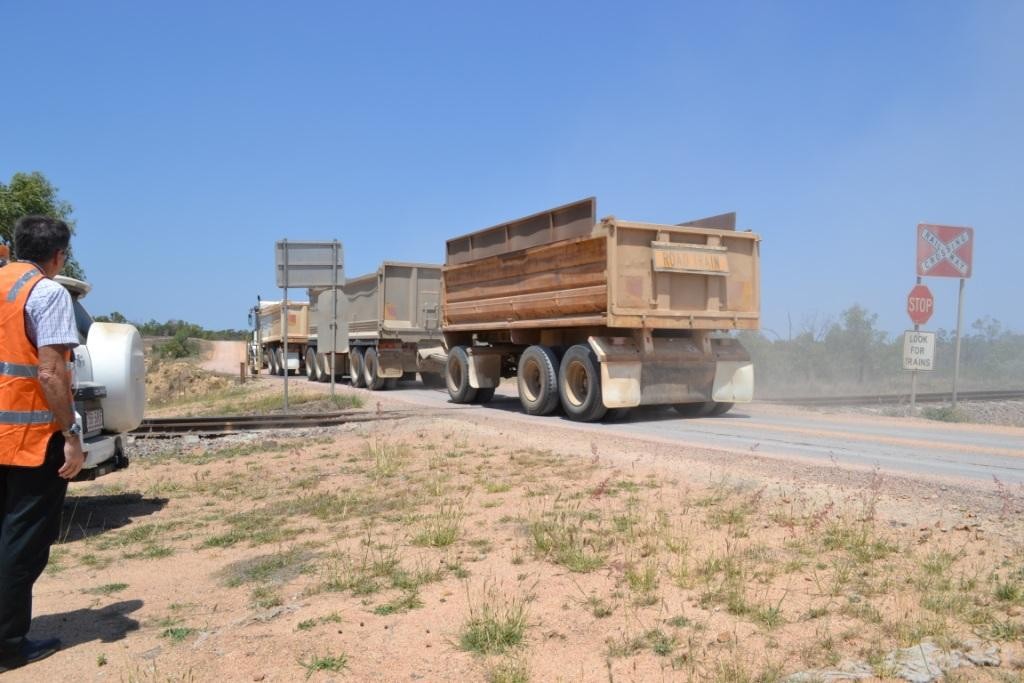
[339,262,445,390]
[250,300,310,376]
[441,198,761,421]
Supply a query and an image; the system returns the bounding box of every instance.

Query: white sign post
[274,240,345,409]
[903,331,935,372]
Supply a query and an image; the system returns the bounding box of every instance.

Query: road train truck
[303,262,446,388]
[251,262,446,389]
[440,198,761,421]
[248,300,310,376]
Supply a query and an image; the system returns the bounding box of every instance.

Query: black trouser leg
[0,434,67,653]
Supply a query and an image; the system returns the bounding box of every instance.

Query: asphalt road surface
[377,381,1024,487]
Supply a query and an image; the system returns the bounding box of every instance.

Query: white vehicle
[56,276,145,480]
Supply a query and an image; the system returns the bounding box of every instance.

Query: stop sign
[907,284,934,325]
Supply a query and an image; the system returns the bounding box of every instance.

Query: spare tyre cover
[87,323,146,432]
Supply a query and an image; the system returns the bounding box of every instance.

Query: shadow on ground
[59,493,169,543]
[471,395,751,425]
[31,600,143,648]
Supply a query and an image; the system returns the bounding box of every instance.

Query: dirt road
[198,340,246,375]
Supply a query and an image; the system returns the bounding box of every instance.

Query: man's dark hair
[13,216,70,264]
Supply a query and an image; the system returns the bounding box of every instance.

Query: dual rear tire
[362,348,388,390]
[306,349,320,382]
[557,344,607,422]
[447,343,606,422]
[349,348,366,388]
[446,346,495,404]
[516,345,560,416]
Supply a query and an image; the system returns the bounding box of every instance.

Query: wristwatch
[62,422,83,439]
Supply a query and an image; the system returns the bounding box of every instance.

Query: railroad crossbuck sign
[903,331,935,371]
[906,284,934,326]
[917,224,973,278]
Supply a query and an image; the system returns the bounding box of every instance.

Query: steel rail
[761,389,1024,407]
[133,410,412,436]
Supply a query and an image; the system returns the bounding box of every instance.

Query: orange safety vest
[0,261,64,467]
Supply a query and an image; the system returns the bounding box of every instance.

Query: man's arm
[37,344,84,479]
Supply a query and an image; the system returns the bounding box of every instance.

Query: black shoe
[0,637,61,672]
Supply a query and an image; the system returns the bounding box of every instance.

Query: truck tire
[349,348,366,388]
[446,346,478,404]
[558,344,607,422]
[517,345,560,415]
[306,349,319,382]
[268,348,279,375]
[317,353,331,382]
[275,348,286,376]
[363,347,387,390]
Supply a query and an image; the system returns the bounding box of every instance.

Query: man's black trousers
[0,434,68,653]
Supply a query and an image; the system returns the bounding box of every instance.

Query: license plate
[85,409,103,433]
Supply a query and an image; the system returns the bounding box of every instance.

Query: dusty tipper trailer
[249,300,310,376]
[343,262,446,390]
[441,197,760,421]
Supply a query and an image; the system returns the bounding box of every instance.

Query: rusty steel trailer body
[441,197,761,420]
[331,262,445,390]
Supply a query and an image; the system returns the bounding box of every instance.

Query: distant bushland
[94,313,247,359]
[740,306,1023,397]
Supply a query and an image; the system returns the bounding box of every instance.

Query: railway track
[762,389,1024,407]
[133,409,413,436]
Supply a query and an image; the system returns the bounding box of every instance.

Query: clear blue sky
[2,1,1021,338]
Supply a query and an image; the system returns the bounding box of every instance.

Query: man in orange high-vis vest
[0,216,85,673]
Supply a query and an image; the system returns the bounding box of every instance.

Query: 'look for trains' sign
[903,331,935,371]
[917,224,973,278]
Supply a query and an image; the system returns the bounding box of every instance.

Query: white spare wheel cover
[87,323,146,432]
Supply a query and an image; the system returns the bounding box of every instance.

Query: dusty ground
[198,340,247,376]
[18,374,1024,682]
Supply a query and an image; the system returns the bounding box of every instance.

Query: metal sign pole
[282,239,289,412]
[952,277,965,408]
[330,241,338,398]
[909,329,919,413]
[909,276,921,413]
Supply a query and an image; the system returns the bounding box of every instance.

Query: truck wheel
[316,353,330,382]
[268,349,278,375]
[558,344,607,422]
[707,401,734,416]
[275,348,286,376]
[306,349,319,382]
[363,347,387,390]
[517,345,560,415]
[349,348,366,388]
[672,402,713,417]
[446,346,478,404]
